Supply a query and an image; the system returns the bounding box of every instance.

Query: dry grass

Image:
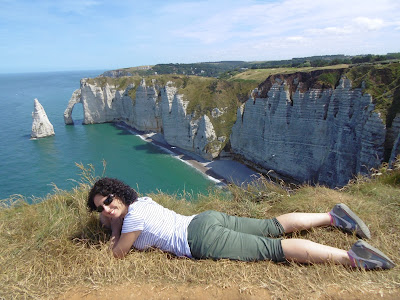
[0,165,399,300]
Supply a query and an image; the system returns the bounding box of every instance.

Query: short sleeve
[121,210,144,233]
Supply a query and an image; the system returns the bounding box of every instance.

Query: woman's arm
[100,214,142,258]
[112,231,142,258]
[107,215,142,258]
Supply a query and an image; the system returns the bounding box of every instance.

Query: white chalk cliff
[64,74,400,187]
[161,82,219,159]
[230,76,386,187]
[31,98,55,139]
[64,79,220,160]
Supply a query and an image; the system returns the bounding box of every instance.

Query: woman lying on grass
[87,177,395,270]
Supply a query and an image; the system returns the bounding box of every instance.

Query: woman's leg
[276,204,371,239]
[281,239,351,265]
[188,211,395,269]
[276,213,331,233]
[276,209,350,265]
[281,238,396,269]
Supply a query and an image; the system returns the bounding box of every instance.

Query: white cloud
[168,0,400,45]
[307,26,353,36]
[286,36,305,42]
[354,17,385,31]
[306,17,390,39]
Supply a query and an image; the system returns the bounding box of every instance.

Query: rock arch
[64,89,81,125]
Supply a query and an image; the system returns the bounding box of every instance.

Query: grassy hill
[1,163,399,299]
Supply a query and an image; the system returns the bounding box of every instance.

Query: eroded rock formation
[64,79,220,160]
[64,71,400,187]
[31,98,55,139]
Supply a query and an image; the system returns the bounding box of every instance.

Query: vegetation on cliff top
[345,62,400,127]
[1,163,399,299]
[102,53,400,78]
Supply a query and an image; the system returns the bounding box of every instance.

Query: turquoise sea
[0,70,214,201]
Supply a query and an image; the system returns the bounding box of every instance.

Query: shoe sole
[337,203,371,239]
[352,240,395,269]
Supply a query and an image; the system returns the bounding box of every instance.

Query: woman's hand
[112,230,142,259]
[109,216,124,247]
[101,213,141,259]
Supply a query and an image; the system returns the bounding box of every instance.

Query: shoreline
[114,122,261,187]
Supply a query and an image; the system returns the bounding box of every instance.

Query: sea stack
[31,98,55,139]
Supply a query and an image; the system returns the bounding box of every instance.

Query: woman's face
[93,194,128,219]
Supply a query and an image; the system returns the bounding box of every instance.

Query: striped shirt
[121,197,196,258]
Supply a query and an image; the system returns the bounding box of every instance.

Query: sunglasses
[96,194,114,213]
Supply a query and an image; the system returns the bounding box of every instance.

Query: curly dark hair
[87,177,138,211]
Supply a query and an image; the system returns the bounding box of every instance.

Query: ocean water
[0,70,215,201]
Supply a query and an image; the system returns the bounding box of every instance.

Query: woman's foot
[329,203,371,239]
[348,240,395,270]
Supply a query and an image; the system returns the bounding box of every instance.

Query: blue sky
[0,0,399,73]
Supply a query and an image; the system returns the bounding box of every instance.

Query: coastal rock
[388,114,400,165]
[194,115,219,159]
[64,79,220,159]
[31,98,55,139]
[230,76,385,187]
[161,82,194,150]
[101,70,133,78]
[161,82,219,159]
[80,79,123,124]
[65,71,396,187]
[211,107,226,118]
[130,79,161,131]
[64,89,81,125]
[64,79,133,125]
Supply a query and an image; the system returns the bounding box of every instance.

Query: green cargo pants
[187,210,286,262]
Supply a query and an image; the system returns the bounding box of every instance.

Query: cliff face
[130,79,161,132]
[160,82,219,158]
[230,76,386,187]
[64,79,219,160]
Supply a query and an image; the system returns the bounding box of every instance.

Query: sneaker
[348,240,395,270]
[329,203,371,239]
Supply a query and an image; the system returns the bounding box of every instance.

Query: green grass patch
[316,72,342,88]
[229,64,349,84]
[178,77,257,145]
